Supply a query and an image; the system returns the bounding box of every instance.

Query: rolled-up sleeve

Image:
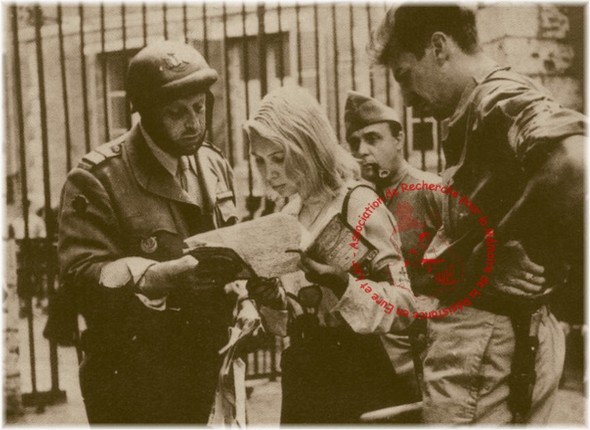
[476,81,585,167]
[332,189,417,333]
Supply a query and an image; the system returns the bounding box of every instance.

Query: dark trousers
[79,297,229,424]
[280,327,420,424]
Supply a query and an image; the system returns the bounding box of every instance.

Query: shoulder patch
[78,135,126,170]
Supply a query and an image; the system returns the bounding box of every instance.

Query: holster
[407,319,427,390]
[508,307,545,424]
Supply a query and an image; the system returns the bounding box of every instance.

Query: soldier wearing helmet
[57,41,258,424]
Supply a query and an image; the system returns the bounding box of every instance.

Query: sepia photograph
[3,1,585,426]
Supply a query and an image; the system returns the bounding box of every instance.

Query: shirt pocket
[122,212,183,261]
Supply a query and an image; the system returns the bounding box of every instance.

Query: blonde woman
[244,86,420,424]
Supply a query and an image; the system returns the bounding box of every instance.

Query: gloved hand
[138,255,199,299]
[490,240,548,297]
[236,299,262,333]
[246,277,286,309]
[299,255,349,298]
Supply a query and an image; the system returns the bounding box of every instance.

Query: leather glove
[236,299,262,333]
[246,277,286,309]
[299,255,349,298]
[138,255,199,299]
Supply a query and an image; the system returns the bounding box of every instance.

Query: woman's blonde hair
[244,86,359,200]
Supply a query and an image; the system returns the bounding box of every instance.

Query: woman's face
[250,133,299,198]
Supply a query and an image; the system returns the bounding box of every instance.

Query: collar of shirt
[140,123,179,177]
[385,160,410,190]
[448,65,511,128]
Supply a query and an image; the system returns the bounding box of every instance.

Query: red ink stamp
[348,181,495,320]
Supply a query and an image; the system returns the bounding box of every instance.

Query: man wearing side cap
[345,91,442,298]
[368,5,584,424]
[344,92,443,415]
[58,41,258,424]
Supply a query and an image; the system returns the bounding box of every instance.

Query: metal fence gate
[5,2,444,412]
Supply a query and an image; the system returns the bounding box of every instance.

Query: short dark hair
[369,4,480,65]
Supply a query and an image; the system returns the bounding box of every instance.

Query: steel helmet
[126,40,218,112]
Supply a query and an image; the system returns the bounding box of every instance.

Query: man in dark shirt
[369,4,584,424]
[345,91,442,296]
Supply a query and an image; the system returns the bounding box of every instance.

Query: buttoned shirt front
[140,123,202,207]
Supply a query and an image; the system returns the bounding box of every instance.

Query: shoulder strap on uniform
[78,135,126,170]
[341,184,376,221]
[201,140,224,157]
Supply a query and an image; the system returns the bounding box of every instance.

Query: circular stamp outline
[347,181,496,320]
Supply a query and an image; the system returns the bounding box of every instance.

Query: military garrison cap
[127,40,218,112]
[344,91,402,140]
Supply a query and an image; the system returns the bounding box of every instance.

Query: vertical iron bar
[100,5,110,141]
[313,3,320,100]
[295,2,302,86]
[270,336,277,381]
[277,4,284,85]
[182,3,188,43]
[222,4,233,163]
[35,5,51,238]
[254,350,259,375]
[403,107,409,160]
[35,4,60,396]
[257,3,268,98]
[202,4,211,141]
[385,67,392,106]
[121,4,131,129]
[57,4,73,171]
[437,120,443,173]
[163,3,168,39]
[331,4,341,141]
[241,3,250,119]
[202,3,209,60]
[142,3,147,46]
[241,2,253,213]
[263,344,268,374]
[349,3,356,91]
[383,2,391,106]
[11,9,36,398]
[203,2,213,141]
[26,297,38,399]
[11,0,28,241]
[79,4,91,152]
[366,3,375,97]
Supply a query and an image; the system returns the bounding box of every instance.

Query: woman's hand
[236,299,261,333]
[490,240,548,297]
[246,277,286,309]
[299,255,349,298]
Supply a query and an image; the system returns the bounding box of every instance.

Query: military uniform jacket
[58,124,240,422]
[59,123,238,318]
[426,66,585,309]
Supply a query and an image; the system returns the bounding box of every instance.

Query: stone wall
[478,4,583,111]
